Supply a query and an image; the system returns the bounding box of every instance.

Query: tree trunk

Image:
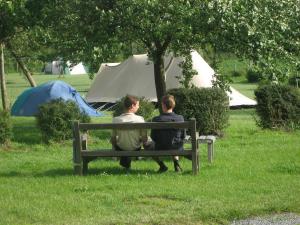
[6,41,37,87]
[0,43,10,110]
[153,52,166,113]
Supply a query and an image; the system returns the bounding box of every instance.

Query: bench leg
[73,142,83,175]
[208,142,213,163]
[83,159,88,175]
[74,163,83,175]
[192,152,198,175]
[196,141,200,172]
[197,153,200,172]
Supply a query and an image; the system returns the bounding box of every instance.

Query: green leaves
[20,0,299,84]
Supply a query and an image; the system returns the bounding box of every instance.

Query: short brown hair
[162,94,175,110]
[124,95,139,110]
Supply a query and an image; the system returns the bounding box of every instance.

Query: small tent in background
[44,61,88,75]
[44,61,63,74]
[11,81,102,117]
[65,62,88,75]
[86,51,256,107]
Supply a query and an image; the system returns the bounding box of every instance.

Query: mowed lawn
[0,109,299,225]
[0,73,299,224]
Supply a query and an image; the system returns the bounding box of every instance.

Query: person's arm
[140,129,148,145]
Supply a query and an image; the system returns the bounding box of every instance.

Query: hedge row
[255,84,300,130]
[168,87,229,136]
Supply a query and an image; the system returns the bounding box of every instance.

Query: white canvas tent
[44,61,87,75]
[67,62,87,75]
[44,61,63,74]
[86,51,256,107]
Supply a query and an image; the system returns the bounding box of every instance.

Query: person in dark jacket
[151,94,185,173]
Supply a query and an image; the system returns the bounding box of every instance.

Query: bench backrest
[73,119,197,152]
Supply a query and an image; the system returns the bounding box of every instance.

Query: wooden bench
[73,119,199,175]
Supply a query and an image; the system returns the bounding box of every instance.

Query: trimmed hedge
[254,84,300,130]
[246,69,261,83]
[168,87,229,136]
[231,70,242,77]
[112,97,155,121]
[36,99,91,143]
[0,110,12,145]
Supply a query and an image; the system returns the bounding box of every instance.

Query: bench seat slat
[81,149,193,157]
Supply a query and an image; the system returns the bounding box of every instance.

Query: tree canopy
[5,0,300,105]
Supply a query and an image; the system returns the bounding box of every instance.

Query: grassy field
[0,72,299,224]
[0,109,300,225]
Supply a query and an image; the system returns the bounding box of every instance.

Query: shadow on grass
[87,166,159,175]
[0,166,194,178]
[0,168,74,178]
[87,164,196,175]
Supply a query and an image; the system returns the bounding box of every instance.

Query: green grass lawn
[229,76,257,99]
[0,109,299,225]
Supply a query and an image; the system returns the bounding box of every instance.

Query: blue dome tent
[11,81,102,117]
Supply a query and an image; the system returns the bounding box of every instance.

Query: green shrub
[112,97,155,121]
[0,110,12,145]
[288,75,300,87]
[36,99,91,143]
[168,87,229,136]
[246,69,261,83]
[231,70,242,77]
[254,84,300,130]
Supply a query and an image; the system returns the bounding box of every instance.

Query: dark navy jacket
[151,112,185,151]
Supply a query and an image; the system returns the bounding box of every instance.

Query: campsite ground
[0,73,299,224]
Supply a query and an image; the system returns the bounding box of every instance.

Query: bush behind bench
[168,87,229,136]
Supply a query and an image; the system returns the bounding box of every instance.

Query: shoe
[174,163,183,173]
[173,159,183,172]
[120,161,130,169]
[120,157,131,169]
[157,165,168,173]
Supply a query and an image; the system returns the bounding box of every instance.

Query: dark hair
[162,94,175,110]
[124,95,139,109]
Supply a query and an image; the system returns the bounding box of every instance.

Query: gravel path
[231,213,300,225]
